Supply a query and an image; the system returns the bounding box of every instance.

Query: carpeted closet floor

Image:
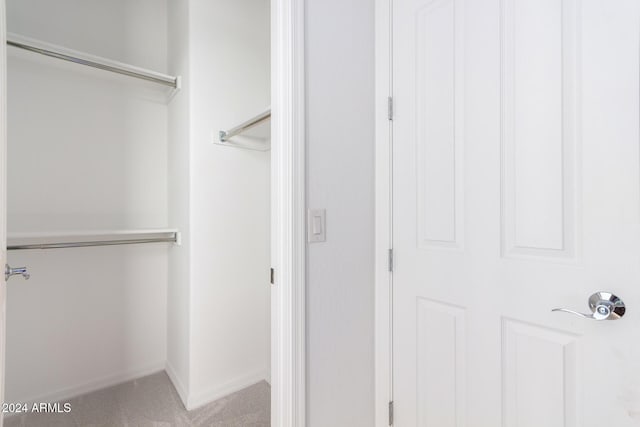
[5,372,270,427]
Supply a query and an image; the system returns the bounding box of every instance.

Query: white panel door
[392,0,640,426]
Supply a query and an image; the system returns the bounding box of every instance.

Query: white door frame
[271,0,306,426]
[375,0,393,426]
[0,0,6,425]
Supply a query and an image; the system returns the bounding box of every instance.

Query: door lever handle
[552,291,625,321]
[551,308,596,319]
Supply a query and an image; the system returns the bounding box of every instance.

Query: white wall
[5,0,271,409]
[5,0,169,403]
[167,0,271,409]
[305,0,376,425]
[188,0,270,407]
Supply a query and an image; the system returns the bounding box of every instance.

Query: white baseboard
[165,361,188,408]
[9,361,166,408]
[186,368,270,411]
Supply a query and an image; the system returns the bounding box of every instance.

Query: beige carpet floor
[5,372,270,427]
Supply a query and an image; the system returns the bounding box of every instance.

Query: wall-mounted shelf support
[219,109,271,142]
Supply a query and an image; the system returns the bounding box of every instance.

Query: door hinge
[387,96,393,121]
[388,401,394,425]
[270,268,275,285]
[388,249,394,272]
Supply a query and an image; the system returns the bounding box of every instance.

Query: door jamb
[375,0,393,426]
[0,0,7,424]
[271,0,306,426]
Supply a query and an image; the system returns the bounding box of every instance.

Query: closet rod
[6,37,178,88]
[219,109,271,142]
[8,235,178,251]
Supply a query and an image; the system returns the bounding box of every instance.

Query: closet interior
[4,0,271,417]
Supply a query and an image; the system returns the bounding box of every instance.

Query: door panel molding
[415,0,465,250]
[502,319,579,427]
[417,298,467,427]
[500,0,581,261]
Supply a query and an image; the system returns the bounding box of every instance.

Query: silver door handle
[5,264,29,281]
[552,291,625,321]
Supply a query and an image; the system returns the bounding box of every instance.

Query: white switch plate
[307,209,326,243]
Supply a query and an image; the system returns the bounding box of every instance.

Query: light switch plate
[307,209,326,243]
